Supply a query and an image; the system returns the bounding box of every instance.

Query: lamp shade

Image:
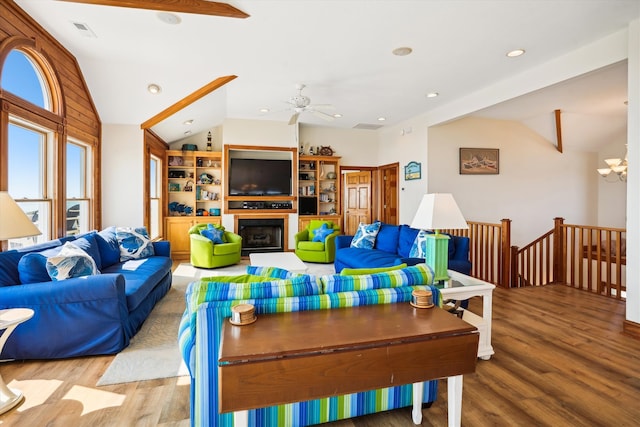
[410,193,468,231]
[0,191,41,240]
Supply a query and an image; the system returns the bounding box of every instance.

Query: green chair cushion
[298,241,326,251]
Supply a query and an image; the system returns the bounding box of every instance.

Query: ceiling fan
[57,0,249,19]
[287,84,335,125]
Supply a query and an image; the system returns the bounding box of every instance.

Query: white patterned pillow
[46,242,100,281]
[409,230,430,258]
[350,221,382,249]
[116,227,155,261]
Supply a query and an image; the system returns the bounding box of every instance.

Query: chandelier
[597,146,627,181]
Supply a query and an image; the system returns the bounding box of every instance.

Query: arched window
[1,46,94,247]
[1,49,51,110]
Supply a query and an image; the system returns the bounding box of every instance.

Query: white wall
[597,134,628,228]
[101,124,144,228]
[428,117,598,246]
[299,125,379,166]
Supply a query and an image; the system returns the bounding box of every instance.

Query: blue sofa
[0,227,172,360]
[179,264,440,426]
[335,223,471,275]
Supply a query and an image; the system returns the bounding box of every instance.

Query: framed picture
[459,148,499,175]
[404,161,421,180]
[169,182,181,192]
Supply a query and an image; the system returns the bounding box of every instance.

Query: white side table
[0,308,34,414]
[439,270,495,360]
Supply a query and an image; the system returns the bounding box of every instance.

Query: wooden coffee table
[249,251,307,272]
[219,303,479,426]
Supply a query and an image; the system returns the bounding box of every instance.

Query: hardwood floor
[1,285,639,426]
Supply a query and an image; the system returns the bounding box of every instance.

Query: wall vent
[353,123,384,130]
[72,22,97,38]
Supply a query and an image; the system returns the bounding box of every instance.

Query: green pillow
[340,263,408,276]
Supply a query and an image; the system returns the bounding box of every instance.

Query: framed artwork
[404,161,421,180]
[169,182,181,192]
[459,148,499,175]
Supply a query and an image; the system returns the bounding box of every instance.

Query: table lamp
[410,193,468,282]
[0,191,41,251]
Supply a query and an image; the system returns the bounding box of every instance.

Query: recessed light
[426,92,439,98]
[183,119,194,125]
[506,48,525,58]
[392,47,412,56]
[184,130,192,136]
[147,83,161,94]
[377,117,386,121]
[157,12,181,25]
[259,108,270,113]
[333,113,342,118]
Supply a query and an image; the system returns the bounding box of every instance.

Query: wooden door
[344,171,372,235]
[380,164,399,224]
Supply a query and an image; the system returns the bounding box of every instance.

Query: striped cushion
[180,286,440,427]
[321,263,433,293]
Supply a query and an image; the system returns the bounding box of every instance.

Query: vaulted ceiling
[14,0,639,146]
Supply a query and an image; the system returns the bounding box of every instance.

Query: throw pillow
[95,226,121,268]
[116,227,155,261]
[312,223,334,242]
[409,230,430,258]
[350,221,381,249]
[45,242,100,281]
[340,263,407,276]
[200,227,225,244]
[206,223,227,242]
[308,220,333,240]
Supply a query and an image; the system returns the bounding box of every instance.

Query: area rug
[97,260,335,386]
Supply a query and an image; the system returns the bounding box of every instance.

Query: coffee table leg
[412,382,423,424]
[234,410,248,427]
[448,375,463,427]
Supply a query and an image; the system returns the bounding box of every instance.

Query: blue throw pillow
[312,223,333,242]
[95,226,120,268]
[350,221,381,249]
[116,227,155,261]
[45,242,99,281]
[72,233,103,270]
[409,230,429,258]
[201,227,225,244]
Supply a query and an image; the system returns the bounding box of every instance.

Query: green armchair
[189,223,242,268]
[294,220,340,263]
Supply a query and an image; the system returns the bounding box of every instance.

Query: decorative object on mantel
[597,144,627,181]
[319,146,334,156]
[459,148,499,175]
[229,303,257,325]
[404,161,421,180]
[206,131,212,151]
[410,193,468,283]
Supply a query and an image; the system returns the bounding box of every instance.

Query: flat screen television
[228,158,292,196]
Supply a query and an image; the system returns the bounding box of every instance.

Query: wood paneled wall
[0,0,102,231]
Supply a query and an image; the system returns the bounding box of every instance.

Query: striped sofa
[179,264,441,426]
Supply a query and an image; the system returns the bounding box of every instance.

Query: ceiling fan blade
[308,104,335,111]
[57,0,250,18]
[312,110,335,122]
[288,112,300,125]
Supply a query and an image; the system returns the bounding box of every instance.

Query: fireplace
[237,218,285,256]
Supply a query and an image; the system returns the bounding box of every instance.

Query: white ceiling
[13,0,639,146]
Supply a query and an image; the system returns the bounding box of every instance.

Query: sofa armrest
[451,236,470,261]
[190,233,214,257]
[0,273,130,359]
[335,235,353,250]
[152,240,171,257]
[294,229,310,247]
